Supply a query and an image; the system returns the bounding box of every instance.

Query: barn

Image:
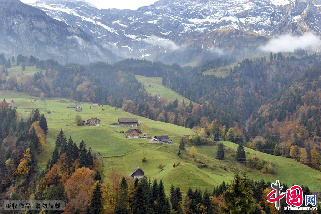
[118,118,138,127]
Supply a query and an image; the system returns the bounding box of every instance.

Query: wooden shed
[118,118,138,127]
[130,167,144,179]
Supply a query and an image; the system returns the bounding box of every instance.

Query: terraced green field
[1,90,321,193]
[135,75,191,102]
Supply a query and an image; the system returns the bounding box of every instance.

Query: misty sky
[21,0,159,10]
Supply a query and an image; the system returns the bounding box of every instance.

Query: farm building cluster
[77,118,101,126]
[67,104,82,112]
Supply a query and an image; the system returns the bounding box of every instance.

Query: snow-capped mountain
[25,0,321,64]
[0,0,120,64]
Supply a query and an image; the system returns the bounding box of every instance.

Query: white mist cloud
[143,35,181,51]
[209,47,225,56]
[260,33,321,53]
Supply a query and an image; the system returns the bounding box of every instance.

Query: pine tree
[49,146,59,169]
[133,177,152,214]
[89,182,103,214]
[150,179,159,210]
[39,114,48,135]
[227,128,235,143]
[170,185,182,213]
[56,129,67,149]
[156,180,170,214]
[216,143,225,160]
[32,109,40,122]
[236,145,246,164]
[179,139,185,150]
[213,119,220,141]
[222,173,256,213]
[29,127,41,152]
[115,177,130,214]
[46,182,68,214]
[203,190,213,214]
[79,140,87,167]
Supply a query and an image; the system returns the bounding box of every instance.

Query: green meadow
[8,65,41,77]
[1,90,321,193]
[135,75,191,102]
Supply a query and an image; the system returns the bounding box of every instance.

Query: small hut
[130,167,144,179]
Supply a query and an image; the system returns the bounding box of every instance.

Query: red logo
[267,181,304,210]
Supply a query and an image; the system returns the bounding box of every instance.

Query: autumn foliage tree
[64,167,96,213]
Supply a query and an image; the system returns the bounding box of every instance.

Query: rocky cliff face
[0,0,120,64]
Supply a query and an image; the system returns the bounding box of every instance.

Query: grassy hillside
[135,75,191,102]
[7,65,41,77]
[1,90,321,193]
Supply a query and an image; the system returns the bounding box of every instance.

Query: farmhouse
[87,118,100,126]
[154,135,172,144]
[118,118,138,127]
[126,129,141,138]
[93,103,100,107]
[67,104,77,109]
[130,167,144,179]
[75,107,82,112]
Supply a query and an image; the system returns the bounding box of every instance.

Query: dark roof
[154,135,171,142]
[126,129,141,134]
[67,104,77,108]
[130,167,144,177]
[118,118,138,123]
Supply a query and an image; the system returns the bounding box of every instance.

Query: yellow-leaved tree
[189,146,197,158]
[17,148,31,176]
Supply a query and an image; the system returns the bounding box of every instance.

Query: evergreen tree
[89,182,103,214]
[213,119,220,141]
[29,127,40,152]
[177,148,181,156]
[203,190,213,214]
[39,114,48,135]
[216,143,225,160]
[236,145,246,163]
[179,139,185,150]
[227,128,235,143]
[32,109,40,122]
[133,177,152,214]
[222,173,256,213]
[79,140,88,167]
[170,185,182,213]
[56,129,66,148]
[115,177,130,214]
[150,179,159,210]
[156,180,170,214]
[51,146,59,166]
[46,182,68,214]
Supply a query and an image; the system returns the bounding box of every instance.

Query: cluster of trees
[89,172,317,214]
[0,105,47,195]
[249,65,321,171]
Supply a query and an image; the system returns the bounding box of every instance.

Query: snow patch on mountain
[270,0,290,6]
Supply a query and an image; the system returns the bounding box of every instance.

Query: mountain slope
[0,0,120,64]
[29,0,321,64]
